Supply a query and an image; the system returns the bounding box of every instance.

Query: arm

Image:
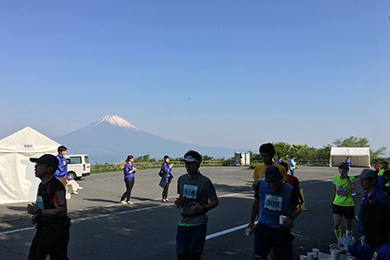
[161,162,171,174]
[331,185,336,206]
[345,175,355,190]
[247,198,259,230]
[27,203,67,218]
[191,198,219,214]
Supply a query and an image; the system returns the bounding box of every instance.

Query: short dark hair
[125,155,134,162]
[58,146,67,153]
[184,150,202,163]
[291,156,294,159]
[362,202,390,248]
[259,143,275,156]
[164,155,170,160]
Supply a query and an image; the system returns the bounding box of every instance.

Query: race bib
[36,196,44,209]
[183,184,198,199]
[264,194,283,212]
[336,187,348,197]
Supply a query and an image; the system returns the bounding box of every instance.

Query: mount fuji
[54,115,234,164]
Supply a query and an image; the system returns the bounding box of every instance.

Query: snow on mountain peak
[94,115,138,129]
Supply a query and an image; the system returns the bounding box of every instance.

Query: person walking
[160,155,174,202]
[55,146,68,187]
[120,155,138,205]
[345,156,352,170]
[330,162,355,241]
[27,154,71,260]
[248,166,301,260]
[289,156,296,176]
[175,150,219,260]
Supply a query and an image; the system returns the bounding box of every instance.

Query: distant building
[234,152,250,166]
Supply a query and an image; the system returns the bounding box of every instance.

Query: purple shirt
[124,163,136,180]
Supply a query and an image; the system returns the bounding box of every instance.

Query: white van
[66,154,91,180]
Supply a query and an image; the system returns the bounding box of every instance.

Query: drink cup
[312,248,320,259]
[307,252,314,260]
[245,228,251,236]
[331,249,340,260]
[300,255,308,260]
[279,215,287,225]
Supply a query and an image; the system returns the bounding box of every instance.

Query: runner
[330,162,355,241]
[252,143,287,190]
[120,155,138,205]
[378,161,390,188]
[248,166,301,260]
[27,154,71,260]
[175,150,219,260]
[378,170,390,197]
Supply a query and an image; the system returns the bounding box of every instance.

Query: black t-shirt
[36,177,70,228]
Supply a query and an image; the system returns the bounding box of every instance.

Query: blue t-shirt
[123,163,136,180]
[55,154,68,179]
[256,181,298,229]
[358,189,390,234]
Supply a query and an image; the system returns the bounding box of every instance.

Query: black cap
[358,169,377,180]
[265,166,282,182]
[30,154,59,168]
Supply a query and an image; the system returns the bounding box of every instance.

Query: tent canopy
[329,147,370,167]
[0,127,60,204]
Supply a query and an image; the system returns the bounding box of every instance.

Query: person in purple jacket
[331,202,390,260]
[120,155,138,205]
[160,155,174,202]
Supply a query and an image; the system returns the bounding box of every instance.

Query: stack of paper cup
[331,249,340,260]
[307,252,314,260]
[312,248,320,259]
[300,255,308,260]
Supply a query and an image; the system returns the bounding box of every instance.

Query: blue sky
[1,1,389,155]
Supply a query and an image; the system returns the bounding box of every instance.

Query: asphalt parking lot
[0,165,366,259]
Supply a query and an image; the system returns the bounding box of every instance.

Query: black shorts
[332,204,355,219]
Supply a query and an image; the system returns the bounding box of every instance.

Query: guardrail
[91,160,225,173]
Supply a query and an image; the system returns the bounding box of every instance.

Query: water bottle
[338,234,347,248]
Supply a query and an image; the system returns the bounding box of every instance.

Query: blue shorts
[176,224,207,255]
[253,223,293,260]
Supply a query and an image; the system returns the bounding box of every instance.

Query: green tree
[316,145,332,160]
[273,142,293,159]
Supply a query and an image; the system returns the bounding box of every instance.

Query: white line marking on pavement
[206,221,258,240]
[0,193,249,236]
[0,205,166,236]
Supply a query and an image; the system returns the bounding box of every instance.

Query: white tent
[329,147,370,167]
[0,127,60,204]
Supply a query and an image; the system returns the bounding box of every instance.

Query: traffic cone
[300,189,306,211]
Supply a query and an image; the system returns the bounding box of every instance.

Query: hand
[27,203,39,215]
[169,163,174,168]
[283,216,294,228]
[329,244,348,253]
[246,222,254,231]
[174,197,183,208]
[190,202,204,214]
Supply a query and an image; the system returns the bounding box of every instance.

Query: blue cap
[265,166,282,182]
[358,169,377,179]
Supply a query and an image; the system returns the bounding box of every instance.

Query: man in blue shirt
[55,146,68,187]
[248,166,301,260]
